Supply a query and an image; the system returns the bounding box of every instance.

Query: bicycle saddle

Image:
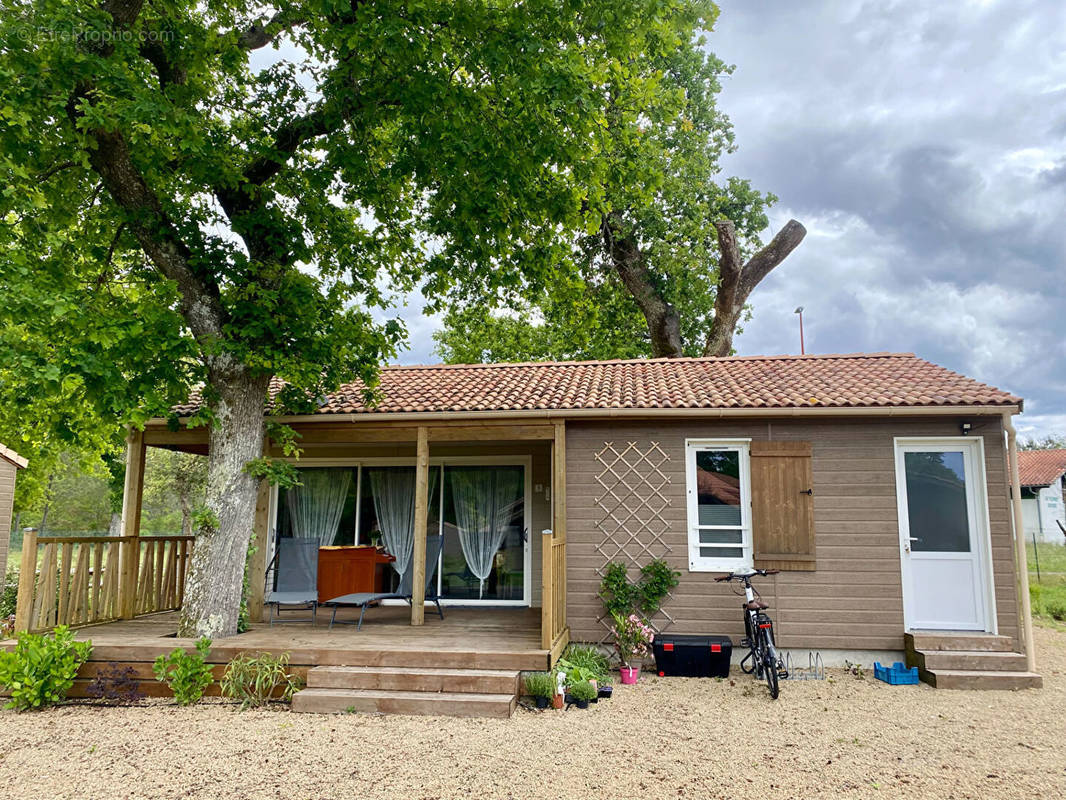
[745,599,769,610]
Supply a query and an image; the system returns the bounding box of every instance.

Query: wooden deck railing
[13,530,194,633]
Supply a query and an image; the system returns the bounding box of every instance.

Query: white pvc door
[895,440,992,631]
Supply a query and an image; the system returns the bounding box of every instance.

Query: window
[686,440,752,571]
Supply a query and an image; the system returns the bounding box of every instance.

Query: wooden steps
[292,665,521,718]
[905,633,1042,690]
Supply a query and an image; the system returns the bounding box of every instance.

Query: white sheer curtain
[285,469,352,544]
[451,467,522,598]
[369,468,417,577]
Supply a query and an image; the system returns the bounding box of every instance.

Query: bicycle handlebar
[714,568,780,582]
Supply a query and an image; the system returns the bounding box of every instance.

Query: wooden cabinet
[317,546,394,603]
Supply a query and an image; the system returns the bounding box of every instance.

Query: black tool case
[653,634,732,678]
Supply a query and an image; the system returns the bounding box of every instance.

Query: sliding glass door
[275,460,529,605]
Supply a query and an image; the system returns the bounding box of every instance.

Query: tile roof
[171,352,1021,418]
[0,443,27,469]
[1018,449,1066,487]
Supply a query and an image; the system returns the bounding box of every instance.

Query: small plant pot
[563,693,574,706]
[574,698,590,709]
[598,686,613,699]
[551,693,564,710]
[534,696,550,710]
[620,666,641,685]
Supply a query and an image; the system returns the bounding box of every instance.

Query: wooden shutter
[750,441,816,571]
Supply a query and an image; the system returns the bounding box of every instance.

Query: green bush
[1031,582,1066,621]
[569,680,597,702]
[1,568,18,619]
[561,644,610,683]
[0,626,92,711]
[153,638,214,706]
[220,651,301,709]
[522,671,556,699]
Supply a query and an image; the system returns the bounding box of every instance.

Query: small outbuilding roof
[172,352,1021,417]
[1018,449,1066,488]
[0,443,27,469]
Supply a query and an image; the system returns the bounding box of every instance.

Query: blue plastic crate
[873,661,919,685]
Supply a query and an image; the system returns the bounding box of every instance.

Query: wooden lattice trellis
[593,441,675,641]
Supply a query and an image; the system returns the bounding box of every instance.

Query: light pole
[794,306,805,354]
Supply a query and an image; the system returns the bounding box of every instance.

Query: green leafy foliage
[568,679,597,702]
[1,567,17,619]
[153,638,214,706]
[220,651,301,709]
[1031,582,1066,622]
[522,671,557,699]
[599,559,680,619]
[0,626,92,710]
[560,645,610,683]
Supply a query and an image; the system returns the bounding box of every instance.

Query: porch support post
[13,528,38,632]
[247,478,271,623]
[1003,412,1036,672]
[119,428,146,620]
[542,420,568,653]
[411,425,430,626]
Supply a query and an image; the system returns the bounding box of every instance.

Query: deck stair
[292,664,522,718]
[904,633,1042,690]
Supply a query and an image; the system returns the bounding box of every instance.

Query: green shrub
[0,568,18,619]
[153,638,214,706]
[522,671,556,699]
[0,626,92,711]
[1031,582,1066,622]
[220,651,301,709]
[561,644,609,683]
[556,659,601,688]
[569,680,597,702]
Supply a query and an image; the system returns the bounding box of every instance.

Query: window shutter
[750,441,816,571]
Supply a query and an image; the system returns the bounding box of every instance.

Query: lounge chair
[265,537,320,625]
[324,534,445,629]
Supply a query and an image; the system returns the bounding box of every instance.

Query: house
[9,352,1042,713]
[0,443,27,579]
[1018,449,1066,544]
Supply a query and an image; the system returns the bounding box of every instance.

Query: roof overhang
[0,443,27,469]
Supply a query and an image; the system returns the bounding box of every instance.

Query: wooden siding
[564,416,1019,652]
[0,460,15,578]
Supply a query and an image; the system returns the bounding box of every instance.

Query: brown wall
[564,416,1018,652]
[0,459,16,577]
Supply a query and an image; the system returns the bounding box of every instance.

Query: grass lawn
[1028,541,1066,622]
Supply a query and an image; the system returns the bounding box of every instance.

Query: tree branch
[236,11,306,51]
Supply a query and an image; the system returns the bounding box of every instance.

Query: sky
[392,1,1066,438]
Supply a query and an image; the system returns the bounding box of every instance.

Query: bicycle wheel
[761,632,780,699]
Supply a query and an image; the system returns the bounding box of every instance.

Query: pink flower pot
[620,666,640,684]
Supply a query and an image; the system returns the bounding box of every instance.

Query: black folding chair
[265,537,320,625]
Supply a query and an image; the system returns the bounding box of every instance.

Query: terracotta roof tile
[170,352,1021,418]
[1018,449,1066,487]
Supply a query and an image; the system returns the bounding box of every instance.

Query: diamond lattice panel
[593,441,675,641]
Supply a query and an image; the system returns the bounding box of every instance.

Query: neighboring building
[0,443,27,577]
[1019,449,1066,544]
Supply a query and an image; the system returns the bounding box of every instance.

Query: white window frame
[685,438,753,572]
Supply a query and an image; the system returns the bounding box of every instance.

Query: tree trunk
[177,364,269,638]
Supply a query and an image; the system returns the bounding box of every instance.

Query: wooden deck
[43,605,550,672]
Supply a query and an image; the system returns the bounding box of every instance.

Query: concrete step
[292,688,517,718]
[306,665,519,694]
[905,632,1014,652]
[911,650,1029,672]
[922,669,1043,690]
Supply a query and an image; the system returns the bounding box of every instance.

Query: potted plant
[551,670,565,709]
[612,611,654,684]
[523,672,556,710]
[569,680,596,709]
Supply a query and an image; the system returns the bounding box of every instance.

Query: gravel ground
[2,626,1065,800]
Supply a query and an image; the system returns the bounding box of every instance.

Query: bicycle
[715,567,787,698]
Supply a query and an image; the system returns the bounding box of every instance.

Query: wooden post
[247,477,271,622]
[119,428,146,619]
[410,426,429,626]
[13,528,37,633]
[543,421,567,651]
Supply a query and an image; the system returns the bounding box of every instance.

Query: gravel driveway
[2,625,1064,800]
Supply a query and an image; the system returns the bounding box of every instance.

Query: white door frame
[269,455,533,607]
[893,437,997,632]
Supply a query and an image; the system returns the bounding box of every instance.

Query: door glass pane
[904,451,971,552]
[696,450,742,526]
[441,465,524,601]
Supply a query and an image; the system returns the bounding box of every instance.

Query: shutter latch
[799,488,813,496]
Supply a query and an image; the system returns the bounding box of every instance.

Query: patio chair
[324,534,445,630]
[265,537,320,625]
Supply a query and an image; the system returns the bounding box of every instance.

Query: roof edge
[0,443,27,469]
